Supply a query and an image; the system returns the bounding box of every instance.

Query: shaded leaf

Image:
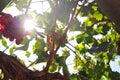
[70,19,81,31]
[37,51,49,63]
[49,62,58,72]
[15,0,28,11]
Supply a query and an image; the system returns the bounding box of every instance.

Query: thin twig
[44,0,58,72]
[25,0,32,14]
[27,59,38,68]
[65,44,77,56]
[65,44,82,62]
[35,29,46,38]
[3,42,14,52]
[68,42,76,49]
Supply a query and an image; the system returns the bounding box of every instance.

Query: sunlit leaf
[32,39,46,53]
[49,62,58,72]
[9,45,16,54]
[2,38,8,48]
[92,6,98,11]
[62,48,70,59]
[25,51,31,58]
[93,11,103,21]
[84,19,93,27]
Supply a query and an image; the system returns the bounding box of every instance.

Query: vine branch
[55,0,79,53]
[44,0,58,72]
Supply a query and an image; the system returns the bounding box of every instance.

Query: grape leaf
[2,38,8,48]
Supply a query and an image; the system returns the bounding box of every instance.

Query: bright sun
[24,19,36,31]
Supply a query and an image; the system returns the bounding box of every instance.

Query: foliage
[0,0,120,80]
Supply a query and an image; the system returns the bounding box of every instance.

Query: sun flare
[24,19,36,31]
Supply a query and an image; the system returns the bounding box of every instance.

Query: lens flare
[24,19,35,31]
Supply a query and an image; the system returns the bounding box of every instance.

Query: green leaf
[62,48,70,59]
[63,65,70,76]
[55,56,70,76]
[109,71,120,80]
[102,24,110,35]
[37,51,49,63]
[56,56,65,66]
[81,2,94,16]
[118,61,120,66]
[2,38,8,48]
[32,39,46,53]
[94,25,103,33]
[49,62,58,72]
[85,35,93,43]
[93,11,103,21]
[9,45,16,54]
[77,42,85,51]
[15,0,28,11]
[25,51,31,58]
[70,19,81,31]
[76,35,83,43]
[92,5,98,11]
[84,19,93,27]
[69,74,78,80]
[98,42,109,52]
